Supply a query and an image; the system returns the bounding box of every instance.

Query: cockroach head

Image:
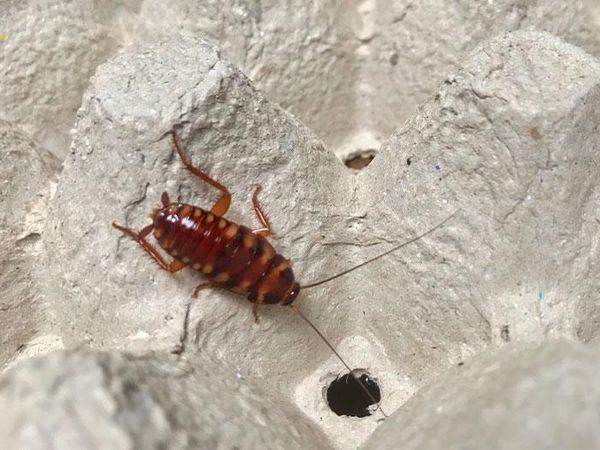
[282,282,301,305]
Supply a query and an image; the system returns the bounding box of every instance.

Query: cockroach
[113,129,457,419]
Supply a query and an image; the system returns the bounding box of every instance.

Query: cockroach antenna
[300,210,459,290]
[294,210,459,419]
[290,304,388,419]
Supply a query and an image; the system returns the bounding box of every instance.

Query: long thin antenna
[290,304,388,419]
[301,210,459,289]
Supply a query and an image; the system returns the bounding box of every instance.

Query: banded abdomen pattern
[152,202,299,305]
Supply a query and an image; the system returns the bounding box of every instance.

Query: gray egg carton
[1,2,600,449]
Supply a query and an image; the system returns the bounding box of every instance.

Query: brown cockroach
[113,129,457,418]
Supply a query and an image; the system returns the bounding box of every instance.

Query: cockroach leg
[168,259,187,272]
[192,280,258,322]
[251,184,272,237]
[210,194,232,217]
[112,222,185,273]
[192,281,218,298]
[170,128,232,217]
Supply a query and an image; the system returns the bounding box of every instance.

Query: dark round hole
[326,371,381,417]
[344,150,376,170]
